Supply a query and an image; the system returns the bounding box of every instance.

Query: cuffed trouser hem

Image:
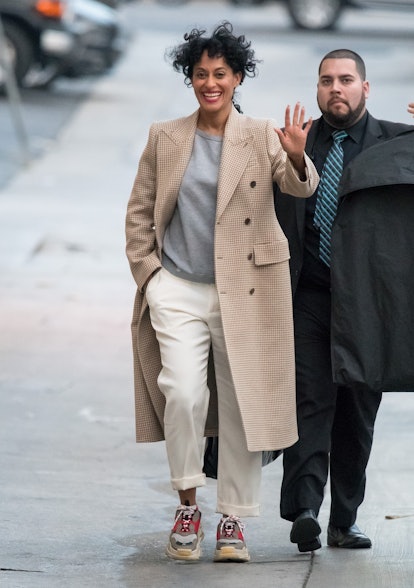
[171,473,206,492]
[216,502,260,518]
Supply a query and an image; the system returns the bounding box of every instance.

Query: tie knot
[332,130,348,144]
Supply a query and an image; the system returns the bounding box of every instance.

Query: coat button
[247,253,253,260]
[249,288,255,295]
[150,223,155,230]
[244,218,251,225]
[250,181,256,188]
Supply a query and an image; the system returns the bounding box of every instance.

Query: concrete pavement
[1,2,414,587]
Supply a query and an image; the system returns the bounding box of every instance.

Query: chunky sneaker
[214,515,250,562]
[166,504,204,561]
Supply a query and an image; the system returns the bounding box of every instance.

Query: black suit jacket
[274,112,413,294]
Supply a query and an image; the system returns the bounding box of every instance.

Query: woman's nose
[204,74,215,86]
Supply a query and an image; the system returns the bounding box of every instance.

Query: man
[274,49,414,552]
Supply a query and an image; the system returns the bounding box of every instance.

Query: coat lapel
[163,109,199,184]
[216,108,254,219]
[156,111,199,232]
[361,114,384,150]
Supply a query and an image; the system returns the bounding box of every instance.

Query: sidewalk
[1,3,414,587]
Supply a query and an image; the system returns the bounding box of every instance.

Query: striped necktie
[313,129,348,266]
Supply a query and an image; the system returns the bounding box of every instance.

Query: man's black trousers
[280,285,382,527]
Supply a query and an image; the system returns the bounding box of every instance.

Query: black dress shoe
[290,509,322,552]
[327,523,372,549]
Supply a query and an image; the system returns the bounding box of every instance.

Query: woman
[125,21,319,562]
[408,102,414,116]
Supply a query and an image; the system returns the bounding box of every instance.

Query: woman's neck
[197,108,232,136]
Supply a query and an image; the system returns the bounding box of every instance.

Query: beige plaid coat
[126,107,319,451]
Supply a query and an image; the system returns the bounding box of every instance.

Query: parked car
[283,0,414,30]
[0,0,125,92]
[229,0,414,30]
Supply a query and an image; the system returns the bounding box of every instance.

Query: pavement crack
[1,567,43,573]
[302,551,315,588]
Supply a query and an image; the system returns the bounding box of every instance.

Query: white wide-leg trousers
[145,267,262,517]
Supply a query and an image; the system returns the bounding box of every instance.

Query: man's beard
[318,94,366,128]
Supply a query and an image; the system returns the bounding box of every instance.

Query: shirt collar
[321,111,368,145]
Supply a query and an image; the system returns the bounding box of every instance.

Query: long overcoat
[125,107,319,452]
[331,129,414,393]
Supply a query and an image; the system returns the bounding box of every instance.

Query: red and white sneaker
[166,504,204,561]
[214,515,250,562]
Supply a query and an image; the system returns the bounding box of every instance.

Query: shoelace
[173,505,197,533]
[219,515,245,537]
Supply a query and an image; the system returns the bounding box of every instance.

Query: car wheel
[230,0,266,5]
[286,0,343,30]
[155,0,191,5]
[0,21,34,91]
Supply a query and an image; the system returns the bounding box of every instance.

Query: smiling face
[317,58,370,128]
[191,51,242,119]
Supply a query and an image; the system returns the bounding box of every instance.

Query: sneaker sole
[213,546,250,562]
[166,531,204,561]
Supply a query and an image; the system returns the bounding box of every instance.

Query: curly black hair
[165,21,260,87]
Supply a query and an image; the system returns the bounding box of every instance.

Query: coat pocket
[253,240,290,266]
